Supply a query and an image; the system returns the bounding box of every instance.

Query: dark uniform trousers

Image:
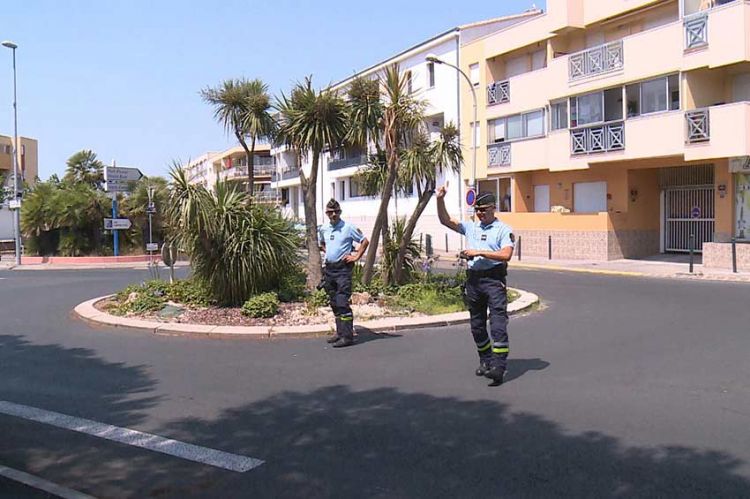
[464,264,509,371]
[324,260,355,339]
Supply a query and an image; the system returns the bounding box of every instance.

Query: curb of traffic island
[73,288,540,339]
[512,262,646,278]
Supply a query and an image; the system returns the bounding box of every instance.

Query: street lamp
[426,53,478,190]
[2,40,21,265]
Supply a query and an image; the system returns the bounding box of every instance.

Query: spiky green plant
[166,166,299,306]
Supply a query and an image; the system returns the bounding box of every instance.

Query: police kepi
[437,186,515,386]
[318,199,370,348]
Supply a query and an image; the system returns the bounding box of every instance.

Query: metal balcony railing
[487,143,511,167]
[328,154,367,171]
[568,41,624,81]
[685,109,710,143]
[487,80,510,105]
[570,122,625,155]
[684,13,708,50]
[253,190,279,203]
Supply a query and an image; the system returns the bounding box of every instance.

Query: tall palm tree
[361,63,426,284]
[63,150,105,190]
[201,78,276,197]
[393,123,462,284]
[276,77,348,289]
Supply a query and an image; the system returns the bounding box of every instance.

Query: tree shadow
[160,385,750,498]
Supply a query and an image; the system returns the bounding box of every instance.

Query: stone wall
[608,230,660,259]
[515,230,660,261]
[703,242,750,271]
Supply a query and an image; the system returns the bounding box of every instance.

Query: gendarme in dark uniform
[318,199,369,348]
[437,189,515,385]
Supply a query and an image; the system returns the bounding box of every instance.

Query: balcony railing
[487,80,510,105]
[685,108,710,143]
[253,190,279,203]
[684,13,708,50]
[570,122,625,155]
[487,143,511,167]
[568,41,624,82]
[328,154,367,171]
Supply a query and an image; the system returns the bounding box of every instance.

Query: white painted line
[0,464,97,499]
[0,401,264,472]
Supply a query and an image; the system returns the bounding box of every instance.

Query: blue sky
[1,0,544,180]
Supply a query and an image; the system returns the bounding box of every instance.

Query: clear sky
[1,0,545,180]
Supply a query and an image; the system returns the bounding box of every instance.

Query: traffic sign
[146,242,159,251]
[105,166,143,193]
[8,199,21,210]
[466,188,476,206]
[691,206,701,219]
[104,218,132,230]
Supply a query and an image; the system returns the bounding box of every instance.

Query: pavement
[1,267,750,497]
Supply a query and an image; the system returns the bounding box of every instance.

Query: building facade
[272,11,541,253]
[1,134,38,240]
[459,0,750,268]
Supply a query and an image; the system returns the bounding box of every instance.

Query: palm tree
[201,78,276,197]
[63,150,104,190]
[276,77,348,290]
[361,63,426,284]
[393,123,462,284]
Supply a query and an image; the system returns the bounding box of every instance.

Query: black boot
[332,336,354,348]
[326,334,341,344]
[484,365,506,386]
[475,358,491,377]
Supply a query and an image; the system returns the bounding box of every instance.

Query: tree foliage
[63,150,105,190]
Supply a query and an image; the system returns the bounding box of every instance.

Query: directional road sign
[146,242,159,251]
[105,166,143,193]
[104,218,132,230]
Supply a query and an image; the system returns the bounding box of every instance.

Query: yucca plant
[379,217,421,286]
[166,166,299,306]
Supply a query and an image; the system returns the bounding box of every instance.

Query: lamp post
[426,54,478,190]
[2,40,21,265]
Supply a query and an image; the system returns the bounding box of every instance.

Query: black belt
[325,260,352,270]
[467,264,507,278]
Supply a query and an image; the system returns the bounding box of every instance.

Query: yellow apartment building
[460,0,750,268]
[0,134,38,185]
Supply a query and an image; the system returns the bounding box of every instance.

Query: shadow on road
[506,357,550,383]
[163,385,750,498]
[353,326,402,345]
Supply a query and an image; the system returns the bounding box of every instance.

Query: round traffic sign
[691,206,701,219]
[466,188,476,206]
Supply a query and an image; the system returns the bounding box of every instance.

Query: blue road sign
[466,188,476,206]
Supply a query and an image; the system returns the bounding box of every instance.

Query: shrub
[304,289,330,315]
[241,292,280,318]
[277,265,307,303]
[168,279,212,306]
[127,293,167,314]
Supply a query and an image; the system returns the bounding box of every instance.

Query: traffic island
[73,289,540,338]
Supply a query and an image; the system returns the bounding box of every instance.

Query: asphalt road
[1,267,749,498]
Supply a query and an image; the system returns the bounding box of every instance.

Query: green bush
[168,279,212,306]
[277,266,307,303]
[127,293,167,314]
[241,292,280,318]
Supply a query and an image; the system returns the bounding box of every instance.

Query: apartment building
[185,144,278,203]
[460,0,750,268]
[271,11,541,253]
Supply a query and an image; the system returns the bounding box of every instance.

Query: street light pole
[426,54,478,190]
[2,40,21,265]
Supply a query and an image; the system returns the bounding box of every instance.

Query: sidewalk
[0,260,189,271]
[429,251,750,283]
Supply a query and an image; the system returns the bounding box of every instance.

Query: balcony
[568,41,624,82]
[253,190,279,203]
[685,108,710,143]
[684,13,708,51]
[570,122,625,155]
[487,143,511,167]
[487,80,510,106]
[328,154,367,171]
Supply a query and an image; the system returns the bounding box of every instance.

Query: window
[534,185,550,212]
[532,50,546,71]
[551,101,568,130]
[349,177,362,198]
[489,109,546,142]
[340,180,346,201]
[626,84,640,117]
[668,74,680,110]
[642,77,667,114]
[577,92,603,126]
[406,71,413,94]
[574,181,607,213]
[470,63,480,87]
[570,88,624,127]
[330,182,336,200]
[427,62,435,88]
[604,88,623,122]
[471,121,480,147]
[626,74,680,117]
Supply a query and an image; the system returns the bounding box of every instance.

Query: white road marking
[0,401,264,472]
[0,464,97,499]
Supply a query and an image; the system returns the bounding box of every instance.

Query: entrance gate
[661,165,715,253]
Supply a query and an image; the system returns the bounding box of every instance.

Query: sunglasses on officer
[325,209,341,215]
[474,205,492,213]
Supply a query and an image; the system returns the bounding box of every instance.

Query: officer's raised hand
[436,183,448,199]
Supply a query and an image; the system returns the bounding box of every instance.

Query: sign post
[104,164,143,256]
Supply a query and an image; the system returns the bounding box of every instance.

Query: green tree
[276,77,348,290]
[119,176,169,250]
[201,78,276,197]
[166,166,299,306]
[63,150,105,189]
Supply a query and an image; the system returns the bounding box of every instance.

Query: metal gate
[661,165,715,253]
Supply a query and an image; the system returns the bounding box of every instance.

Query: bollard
[689,234,695,273]
[445,233,449,253]
[732,237,738,273]
[517,235,522,261]
[419,233,423,253]
[425,234,433,257]
[548,235,552,260]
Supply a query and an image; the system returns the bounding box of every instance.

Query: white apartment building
[184,152,219,189]
[272,11,541,254]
